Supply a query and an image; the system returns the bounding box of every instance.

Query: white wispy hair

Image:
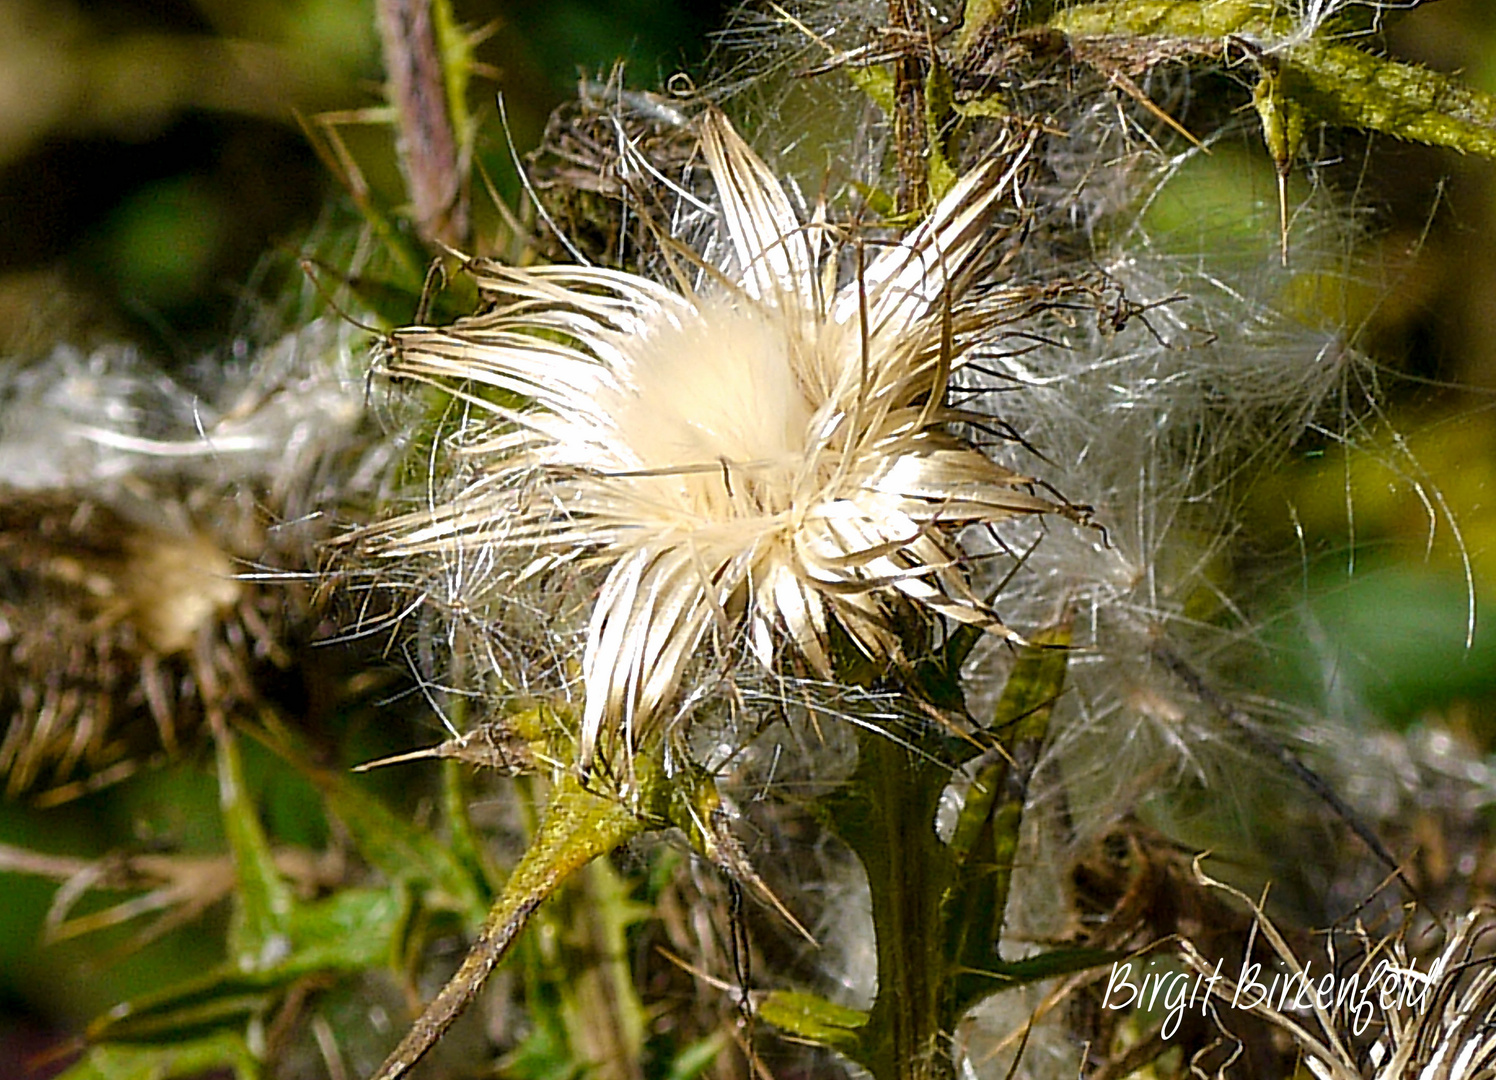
[0,318,374,512]
[1263,0,1420,52]
[356,110,1074,774]
[960,148,1361,809]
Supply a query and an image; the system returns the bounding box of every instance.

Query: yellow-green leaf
[759,990,868,1058]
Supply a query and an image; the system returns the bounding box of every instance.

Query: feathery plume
[356,110,1077,775]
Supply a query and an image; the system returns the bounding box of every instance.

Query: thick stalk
[871,736,951,1080]
[888,0,928,213]
[831,727,956,1080]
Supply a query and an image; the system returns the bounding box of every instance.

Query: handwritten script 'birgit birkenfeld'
[1102,954,1440,1039]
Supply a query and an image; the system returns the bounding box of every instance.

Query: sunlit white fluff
[356,111,1070,773]
[1265,0,1419,51]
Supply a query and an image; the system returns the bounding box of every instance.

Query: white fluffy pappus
[355,109,1082,776]
[0,316,383,798]
[957,131,1372,816]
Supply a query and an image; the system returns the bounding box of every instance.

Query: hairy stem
[374,0,469,247]
[889,0,928,213]
[830,727,956,1080]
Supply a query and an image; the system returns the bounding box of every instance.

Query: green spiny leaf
[84,888,408,1044]
[1044,0,1286,39]
[988,622,1072,744]
[214,725,295,975]
[950,946,1125,1020]
[925,57,960,204]
[1042,2,1496,163]
[1277,39,1496,158]
[991,946,1124,985]
[525,857,653,1075]
[279,886,408,974]
[944,623,1070,1020]
[266,731,487,925]
[367,771,650,1080]
[849,64,897,119]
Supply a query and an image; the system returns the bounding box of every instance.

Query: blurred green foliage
[0,0,725,353]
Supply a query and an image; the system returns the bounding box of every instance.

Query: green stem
[369,774,645,1080]
[871,737,952,1080]
[830,728,956,1080]
[816,624,1071,1077]
[889,0,929,213]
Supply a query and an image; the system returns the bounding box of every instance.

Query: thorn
[1278,169,1290,267]
[1106,67,1205,153]
[352,726,537,774]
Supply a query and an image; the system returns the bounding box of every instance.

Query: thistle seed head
[360,110,1078,774]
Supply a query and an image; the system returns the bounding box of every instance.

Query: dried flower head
[1183,864,1496,1080]
[358,111,1075,773]
[0,322,379,803]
